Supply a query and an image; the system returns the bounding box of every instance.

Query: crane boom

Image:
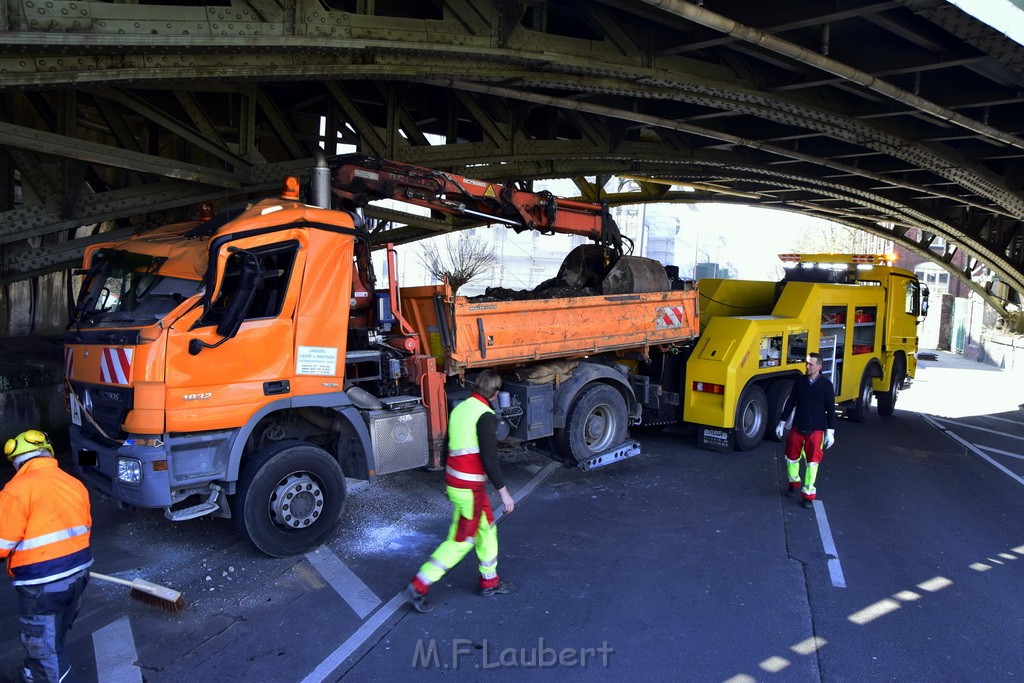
[328,154,623,253]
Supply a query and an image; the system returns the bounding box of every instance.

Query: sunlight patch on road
[892,590,921,602]
[789,636,827,655]
[758,656,790,673]
[917,576,953,592]
[848,598,902,625]
[721,543,1021,682]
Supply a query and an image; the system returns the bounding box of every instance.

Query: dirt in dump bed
[468,277,600,302]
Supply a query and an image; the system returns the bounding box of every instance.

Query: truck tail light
[693,381,725,394]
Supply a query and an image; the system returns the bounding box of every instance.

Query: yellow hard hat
[4,430,54,461]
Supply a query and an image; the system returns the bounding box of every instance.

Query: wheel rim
[861,378,874,410]
[741,400,764,437]
[583,404,618,451]
[269,471,325,530]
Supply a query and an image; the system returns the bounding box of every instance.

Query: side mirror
[918,284,929,321]
[216,253,262,338]
[189,250,262,355]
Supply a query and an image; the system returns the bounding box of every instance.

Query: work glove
[775,421,786,440]
[824,429,835,449]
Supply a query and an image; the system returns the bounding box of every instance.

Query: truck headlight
[117,458,142,485]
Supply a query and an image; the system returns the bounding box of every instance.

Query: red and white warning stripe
[100,348,133,385]
[655,306,688,330]
[64,348,74,379]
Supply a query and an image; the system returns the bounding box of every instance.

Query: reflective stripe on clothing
[445,466,487,483]
[0,457,92,585]
[410,485,500,594]
[448,448,477,457]
[18,526,90,552]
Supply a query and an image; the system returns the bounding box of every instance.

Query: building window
[914,264,949,295]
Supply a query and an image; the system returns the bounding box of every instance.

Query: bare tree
[417,231,498,294]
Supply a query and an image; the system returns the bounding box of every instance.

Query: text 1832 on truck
[64,153,701,556]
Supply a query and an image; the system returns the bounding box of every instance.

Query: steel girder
[0,0,1022,319]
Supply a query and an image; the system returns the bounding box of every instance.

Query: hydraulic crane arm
[328,154,622,253]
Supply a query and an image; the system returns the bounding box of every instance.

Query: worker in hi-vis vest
[776,352,838,508]
[404,369,517,613]
[0,429,93,683]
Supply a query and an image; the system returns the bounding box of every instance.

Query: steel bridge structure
[2,0,1023,321]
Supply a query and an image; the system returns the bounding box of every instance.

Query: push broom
[90,572,186,612]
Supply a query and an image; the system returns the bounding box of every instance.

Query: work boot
[478,580,518,597]
[403,584,435,613]
[802,498,813,509]
[785,484,799,497]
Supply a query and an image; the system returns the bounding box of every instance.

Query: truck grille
[71,381,132,441]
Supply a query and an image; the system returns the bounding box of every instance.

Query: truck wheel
[766,379,794,442]
[850,370,874,423]
[554,384,628,464]
[232,440,347,557]
[876,361,905,417]
[734,384,768,451]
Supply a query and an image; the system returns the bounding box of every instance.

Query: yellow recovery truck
[679,254,928,450]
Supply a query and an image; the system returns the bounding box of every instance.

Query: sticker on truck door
[69,393,82,427]
[296,346,338,376]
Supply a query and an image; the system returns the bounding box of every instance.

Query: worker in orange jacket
[0,430,93,683]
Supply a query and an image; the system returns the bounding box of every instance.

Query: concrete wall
[979,332,1024,375]
[0,270,72,337]
[0,337,69,452]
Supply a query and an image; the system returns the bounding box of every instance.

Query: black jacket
[781,374,837,435]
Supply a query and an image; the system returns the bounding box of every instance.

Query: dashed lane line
[92,616,142,683]
[305,546,382,619]
[300,461,561,683]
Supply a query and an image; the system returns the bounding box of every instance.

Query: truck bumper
[70,425,174,508]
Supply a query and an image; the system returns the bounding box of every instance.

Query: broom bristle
[129,588,187,613]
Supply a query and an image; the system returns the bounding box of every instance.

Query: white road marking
[812,500,846,588]
[978,444,1024,461]
[923,414,1024,488]
[300,461,560,683]
[92,616,142,683]
[930,415,1024,442]
[978,414,1024,427]
[305,546,381,619]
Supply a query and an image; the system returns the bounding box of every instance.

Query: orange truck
[64,153,700,556]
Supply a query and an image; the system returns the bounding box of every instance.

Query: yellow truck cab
[685,254,928,450]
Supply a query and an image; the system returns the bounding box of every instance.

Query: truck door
[884,273,920,350]
[165,236,305,432]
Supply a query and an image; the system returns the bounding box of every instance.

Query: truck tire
[553,384,628,464]
[734,384,768,451]
[876,359,905,417]
[766,379,794,442]
[232,440,347,557]
[849,369,875,423]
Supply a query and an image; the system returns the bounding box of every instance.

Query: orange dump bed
[402,286,699,373]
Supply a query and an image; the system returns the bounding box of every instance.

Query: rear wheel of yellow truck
[734,384,768,451]
[232,440,347,557]
[554,384,628,465]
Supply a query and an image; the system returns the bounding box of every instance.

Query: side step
[576,440,641,472]
[165,484,222,522]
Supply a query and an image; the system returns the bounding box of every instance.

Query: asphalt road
[0,351,1021,682]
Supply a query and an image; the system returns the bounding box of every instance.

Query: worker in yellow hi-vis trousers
[403,370,517,613]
